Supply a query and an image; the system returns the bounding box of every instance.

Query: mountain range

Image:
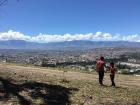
[0,40,140,50]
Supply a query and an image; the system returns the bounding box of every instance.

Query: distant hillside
[0,40,140,50]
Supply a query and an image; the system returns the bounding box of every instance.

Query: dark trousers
[110,74,115,86]
[98,71,104,85]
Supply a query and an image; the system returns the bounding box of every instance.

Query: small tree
[0,0,19,6]
[41,58,48,67]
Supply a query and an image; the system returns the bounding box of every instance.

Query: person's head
[100,56,104,61]
[110,61,114,67]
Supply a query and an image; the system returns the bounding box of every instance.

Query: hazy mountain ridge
[0,40,140,50]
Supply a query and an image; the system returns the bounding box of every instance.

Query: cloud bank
[0,30,140,43]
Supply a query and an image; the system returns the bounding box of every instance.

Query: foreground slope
[0,63,140,105]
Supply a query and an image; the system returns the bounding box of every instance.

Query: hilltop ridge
[0,40,140,50]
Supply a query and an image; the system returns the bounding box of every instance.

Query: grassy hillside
[0,63,140,105]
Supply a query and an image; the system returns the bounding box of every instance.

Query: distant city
[0,40,140,74]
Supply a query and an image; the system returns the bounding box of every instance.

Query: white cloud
[0,30,31,41]
[0,30,140,42]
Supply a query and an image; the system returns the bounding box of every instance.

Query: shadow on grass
[0,77,78,105]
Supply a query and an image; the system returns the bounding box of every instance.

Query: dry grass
[0,63,140,105]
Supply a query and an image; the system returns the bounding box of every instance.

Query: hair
[100,56,104,61]
[110,61,114,67]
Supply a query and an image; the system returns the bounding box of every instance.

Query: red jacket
[96,60,105,71]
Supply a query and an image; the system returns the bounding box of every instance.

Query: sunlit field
[0,63,140,105]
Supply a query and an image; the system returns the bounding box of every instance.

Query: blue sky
[0,0,140,42]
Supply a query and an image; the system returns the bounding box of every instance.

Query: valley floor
[0,63,140,105]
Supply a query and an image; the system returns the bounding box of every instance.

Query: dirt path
[0,63,140,88]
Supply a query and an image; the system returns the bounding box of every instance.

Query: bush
[117,63,130,69]
[120,69,133,75]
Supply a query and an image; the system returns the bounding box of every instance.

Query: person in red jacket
[96,56,106,85]
[109,61,117,87]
